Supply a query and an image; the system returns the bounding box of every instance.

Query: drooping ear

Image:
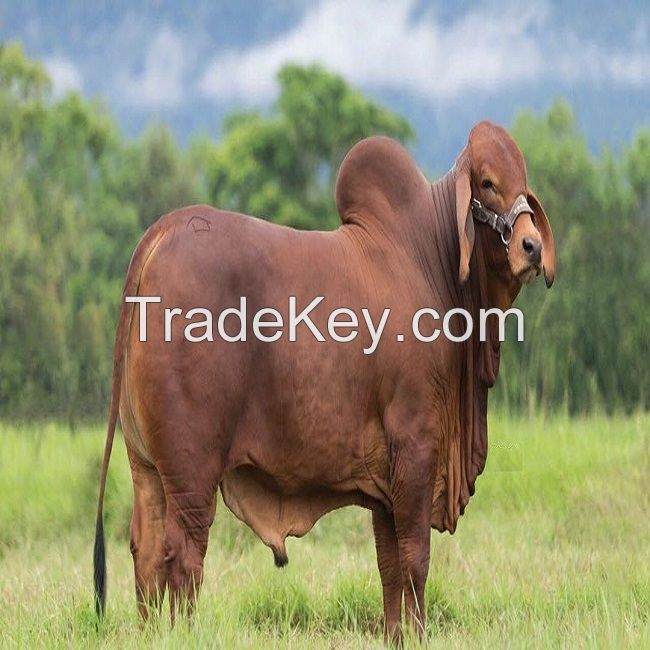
[455,149,474,283]
[527,189,555,288]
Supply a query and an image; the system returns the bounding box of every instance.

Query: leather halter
[471,194,533,248]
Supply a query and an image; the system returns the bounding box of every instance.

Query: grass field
[0,414,649,648]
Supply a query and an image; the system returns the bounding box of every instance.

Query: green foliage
[110,123,205,229]
[205,64,413,229]
[498,101,650,412]
[0,44,648,417]
[0,44,138,419]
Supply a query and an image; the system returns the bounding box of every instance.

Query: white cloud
[119,26,187,109]
[44,56,83,97]
[606,52,650,86]
[196,0,650,105]
[558,45,650,87]
[197,0,546,103]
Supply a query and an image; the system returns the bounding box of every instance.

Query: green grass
[1,414,649,648]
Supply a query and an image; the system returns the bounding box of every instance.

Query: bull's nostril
[522,237,542,264]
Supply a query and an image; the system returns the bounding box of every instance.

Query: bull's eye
[481,179,494,190]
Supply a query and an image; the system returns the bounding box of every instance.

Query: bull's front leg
[390,443,434,639]
[372,508,403,644]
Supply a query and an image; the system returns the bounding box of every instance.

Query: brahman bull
[94,120,555,641]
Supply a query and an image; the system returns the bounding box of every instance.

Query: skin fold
[94,121,555,643]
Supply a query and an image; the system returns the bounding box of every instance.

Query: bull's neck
[425,169,513,315]
[410,169,464,305]
[428,169,506,387]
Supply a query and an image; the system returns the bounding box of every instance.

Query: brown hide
[95,126,554,637]
[123,138,493,548]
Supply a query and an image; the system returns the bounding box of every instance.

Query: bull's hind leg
[128,452,168,621]
[161,468,220,622]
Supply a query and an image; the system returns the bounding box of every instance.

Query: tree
[0,43,139,419]
[497,101,650,412]
[206,64,414,229]
[109,123,206,230]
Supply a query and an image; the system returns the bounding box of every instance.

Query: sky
[2,0,649,167]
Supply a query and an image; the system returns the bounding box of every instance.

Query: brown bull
[94,121,555,641]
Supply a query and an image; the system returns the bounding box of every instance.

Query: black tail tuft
[93,516,106,617]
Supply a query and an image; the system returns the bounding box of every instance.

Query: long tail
[93,220,168,618]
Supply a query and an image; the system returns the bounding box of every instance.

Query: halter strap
[471,194,532,246]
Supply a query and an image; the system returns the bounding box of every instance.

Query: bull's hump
[335,136,428,225]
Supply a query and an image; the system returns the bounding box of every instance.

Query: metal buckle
[500,223,513,247]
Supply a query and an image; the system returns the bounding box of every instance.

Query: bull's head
[454,121,555,289]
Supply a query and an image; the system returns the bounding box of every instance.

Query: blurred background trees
[502,102,650,413]
[203,64,413,229]
[0,43,648,420]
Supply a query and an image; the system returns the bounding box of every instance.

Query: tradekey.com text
[126,296,525,355]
